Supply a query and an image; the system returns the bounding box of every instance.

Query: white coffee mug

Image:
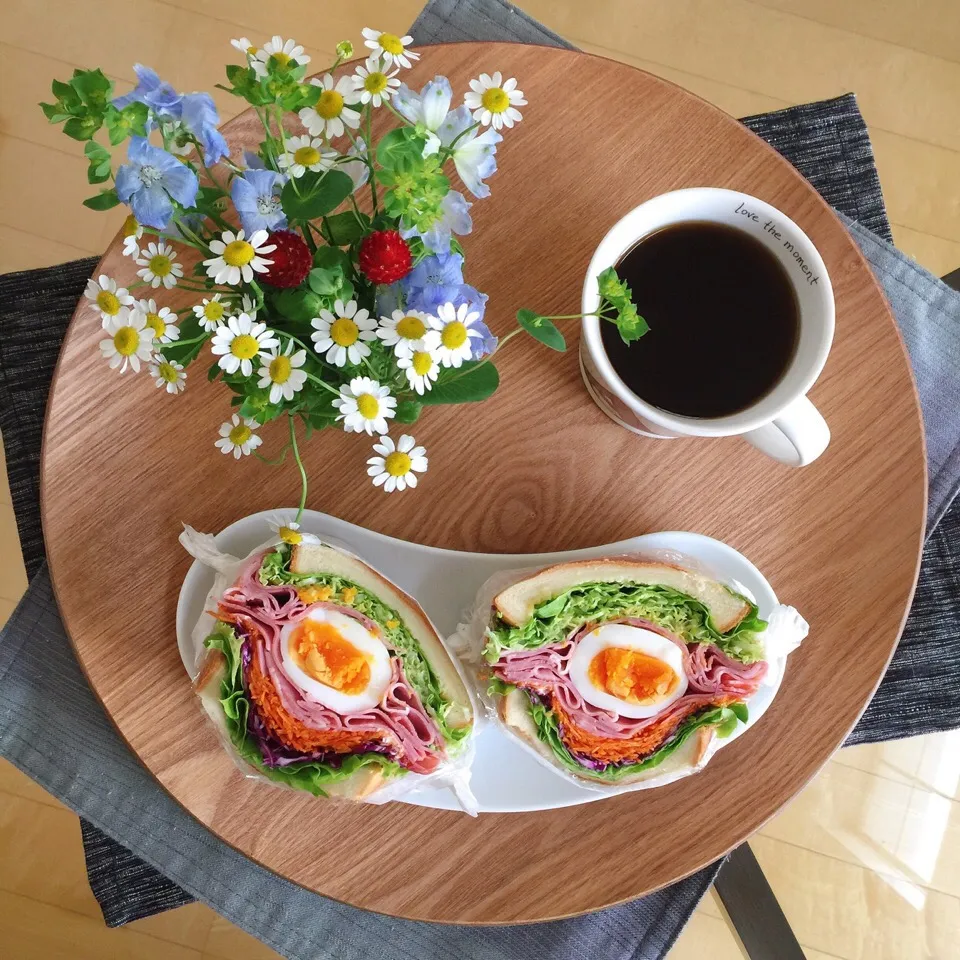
[580,188,834,467]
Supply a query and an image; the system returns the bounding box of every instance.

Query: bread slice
[290,543,472,730]
[493,559,750,633]
[500,687,715,786]
[193,647,387,800]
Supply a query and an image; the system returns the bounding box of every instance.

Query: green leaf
[421,362,499,405]
[730,701,749,724]
[104,102,148,145]
[239,393,283,424]
[376,127,418,170]
[280,169,353,222]
[517,308,566,352]
[70,68,113,110]
[394,400,423,424]
[51,79,82,110]
[614,305,650,344]
[84,140,112,183]
[39,102,72,123]
[63,114,102,141]
[322,211,368,246]
[207,362,221,383]
[225,63,251,86]
[307,267,343,296]
[82,187,119,211]
[162,316,206,365]
[312,246,350,271]
[273,288,322,323]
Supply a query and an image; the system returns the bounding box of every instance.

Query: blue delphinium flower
[231,170,287,235]
[115,137,199,229]
[402,190,472,254]
[394,77,454,156]
[404,251,464,312]
[180,93,230,165]
[435,105,502,199]
[470,319,498,359]
[113,64,181,116]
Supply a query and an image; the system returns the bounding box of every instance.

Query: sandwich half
[483,558,769,785]
[195,539,473,799]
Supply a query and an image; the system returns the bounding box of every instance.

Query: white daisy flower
[203,229,276,286]
[215,414,263,459]
[121,215,143,258]
[333,377,397,435]
[299,74,360,140]
[376,308,431,358]
[193,294,227,332]
[210,313,280,376]
[361,28,419,69]
[464,72,526,130]
[278,134,336,179]
[84,274,134,327]
[352,57,401,107]
[266,513,321,547]
[424,301,484,368]
[252,36,310,77]
[136,241,184,289]
[231,36,258,59]
[257,339,308,404]
[149,356,186,394]
[397,346,440,395]
[311,299,377,367]
[98,308,154,374]
[367,434,427,492]
[135,299,180,344]
[239,293,259,320]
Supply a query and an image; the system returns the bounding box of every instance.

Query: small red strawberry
[358,230,413,285]
[260,230,312,288]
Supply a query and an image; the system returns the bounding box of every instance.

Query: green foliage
[280,169,354,223]
[321,211,369,246]
[82,188,119,211]
[596,266,649,343]
[421,362,499,405]
[517,308,567,352]
[103,102,148,145]
[394,400,423,424]
[377,147,449,234]
[272,288,323,324]
[161,316,207,365]
[40,69,114,142]
[84,141,112,185]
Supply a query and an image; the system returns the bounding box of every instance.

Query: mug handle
[742,396,830,467]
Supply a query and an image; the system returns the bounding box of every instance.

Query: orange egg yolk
[588,647,680,705]
[289,621,371,694]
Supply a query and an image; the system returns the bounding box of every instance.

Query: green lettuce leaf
[257,545,469,749]
[484,580,767,664]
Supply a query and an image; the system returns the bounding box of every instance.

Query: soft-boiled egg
[568,623,688,719]
[279,608,392,713]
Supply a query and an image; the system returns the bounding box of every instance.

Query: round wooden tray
[41,43,926,923]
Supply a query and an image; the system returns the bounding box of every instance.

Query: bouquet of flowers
[41,27,643,521]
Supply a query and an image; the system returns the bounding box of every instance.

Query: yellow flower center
[268,355,292,384]
[203,300,225,322]
[279,525,303,545]
[246,45,258,55]
[356,394,379,419]
[440,320,468,349]
[364,72,389,95]
[113,326,139,356]
[396,314,426,340]
[122,214,139,238]
[145,312,166,339]
[148,254,173,277]
[96,290,121,315]
[157,361,179,384]
[384,451,412,477]
[411,351,434,376]
[272,51,292,67]
[223,240,256,267]
[230,333,260,359]
[316,89,344,120]
[379,33,404,56]
[293,145,321,166]
[330,317,359,346]
[229,424,252,445]
[481,87,509,113]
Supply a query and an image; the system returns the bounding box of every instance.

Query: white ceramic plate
[176,510,780,813]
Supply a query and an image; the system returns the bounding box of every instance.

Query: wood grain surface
[40,43,926,924]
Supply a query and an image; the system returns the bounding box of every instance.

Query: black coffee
[600,221,799,418]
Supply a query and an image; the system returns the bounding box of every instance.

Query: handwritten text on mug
[735,201,820,287]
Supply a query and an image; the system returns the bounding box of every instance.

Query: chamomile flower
[278,134,335,178]
[121,215,143,258]
[193,294,228,332]
[352,57,400,107]
[333,377,397,435]
[397,347,440,395]
[256,340,307,404]
[149,356,186,394]
[210,313,279,376]
[239,292,259,320]
[215,414,262,459]
[135,299,180,344]
[311,299,377,367]
[464,72,526,130]
[367,434,428,492]
[231,37,258,58]
[376,309,431,358]
[84,274,134,327]
[252,36,310,77]
[362,28,419,69]
[424,301,483,367]
[98,308,154,374]
[203,229,276,285]
[299,74,360,139]
[266,513,321,546]
[136,241,184,289]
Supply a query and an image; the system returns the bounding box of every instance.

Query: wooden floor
[1,0,959,957]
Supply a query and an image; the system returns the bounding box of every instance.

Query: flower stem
[288,414,308,523]
[304,371,341,395]
[364,106,378,214]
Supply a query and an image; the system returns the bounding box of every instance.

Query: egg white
[279,608,392,713]
[568,623,688,719]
